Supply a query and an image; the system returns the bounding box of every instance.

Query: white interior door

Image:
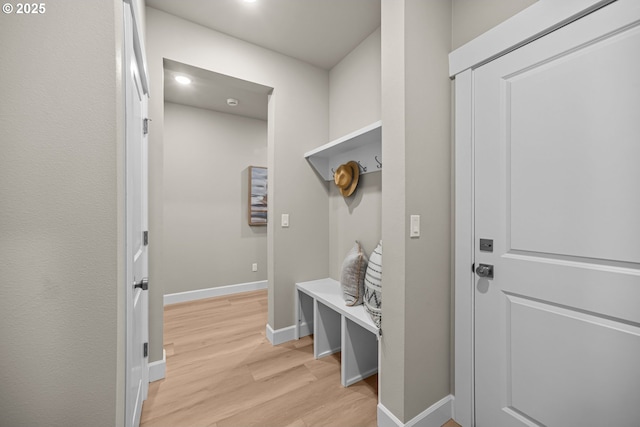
[474,1,640,426]
[124,1,149,426]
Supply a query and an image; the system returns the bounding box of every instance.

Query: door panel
[508,295,640,427]
[507,25,640,263]
[474,1,640,426]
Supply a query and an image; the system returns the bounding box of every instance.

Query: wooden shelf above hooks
[304,121,382,181]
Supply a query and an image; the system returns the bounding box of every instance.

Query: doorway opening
[158,58,272,368]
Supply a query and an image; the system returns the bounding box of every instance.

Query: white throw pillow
[340,241,368,306]
[364,240,382,328]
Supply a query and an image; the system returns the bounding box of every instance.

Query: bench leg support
[341,316,379,387]
[314,300,341,359]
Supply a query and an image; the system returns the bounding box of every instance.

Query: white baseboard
[378,395,454,427]
[148,349,166,383]
[266,324,297,346]
[164,280,267,306]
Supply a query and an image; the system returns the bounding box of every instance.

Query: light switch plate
[281,213,289,228]
[410,215,420,237]
[252,263,258,272]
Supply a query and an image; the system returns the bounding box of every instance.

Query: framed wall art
[248,166,267,226]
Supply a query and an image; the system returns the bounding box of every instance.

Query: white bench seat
[295,278,379,387]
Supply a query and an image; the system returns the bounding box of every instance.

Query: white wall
[146,7,330,361]
[0,1,123,425]
[380,0,452,422]
[163,103,267,294]
[328,28,382,278]
[329,28,382,140]
[451,0,537,50]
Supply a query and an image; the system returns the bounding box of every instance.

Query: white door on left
[124,1,149,426]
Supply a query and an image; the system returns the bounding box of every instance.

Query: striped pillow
[364,241,382,328]
[340,241,368,306]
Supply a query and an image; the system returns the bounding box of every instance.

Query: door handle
[133,278,148,291]
[476,264,494,279]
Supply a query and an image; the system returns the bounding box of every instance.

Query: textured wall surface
[0,1,122,425]
[451,0,537,49]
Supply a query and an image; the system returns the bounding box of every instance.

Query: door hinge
[143,342,148,358]
[143,230,148,246]
[143,118,149,135]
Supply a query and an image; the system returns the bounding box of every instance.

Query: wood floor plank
[304,352,342,379]
[247,343,316,381]
[215,373,341,427]
[141,289,378,427]
[301,391,377,427]
[284,419,307,427]
[145,364,318,426]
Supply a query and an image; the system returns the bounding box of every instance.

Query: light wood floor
[140,289,460,427]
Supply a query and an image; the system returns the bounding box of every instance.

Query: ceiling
[147,0,381,70]
[164,59,272,120]
[154,0,381,120]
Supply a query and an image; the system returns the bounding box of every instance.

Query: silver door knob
[476,264,494,279]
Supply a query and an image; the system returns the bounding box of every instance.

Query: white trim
[448,0,614,76]
[377,395,454,427]
[377,404,403,427]
[148,349,166,383]
[265,324,296,346]
[453,68,474,427]
[303,120,382,158]
[126,0,150,94]
[163,280,267,306]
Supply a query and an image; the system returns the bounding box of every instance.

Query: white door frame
[449,1,616,425]
[124,0,149,95]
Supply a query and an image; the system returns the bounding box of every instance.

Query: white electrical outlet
[252,263,258,272]
[281,213,289,228]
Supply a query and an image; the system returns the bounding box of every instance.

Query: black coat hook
[375,156,382,169]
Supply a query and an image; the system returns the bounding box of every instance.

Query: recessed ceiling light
[227,98,239,107]
[175,75,191,85]
[244,0,257,3]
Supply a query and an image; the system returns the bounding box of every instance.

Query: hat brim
[339,161,360,197]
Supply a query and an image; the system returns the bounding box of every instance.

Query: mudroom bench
[295,278,379,387]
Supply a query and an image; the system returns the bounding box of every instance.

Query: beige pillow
[340,241,368,306]
[364,241,382,328]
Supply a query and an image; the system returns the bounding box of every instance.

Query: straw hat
[334,161,360,197]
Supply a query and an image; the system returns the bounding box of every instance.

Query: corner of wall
[380,0,453,422]
[327,21,382,283]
